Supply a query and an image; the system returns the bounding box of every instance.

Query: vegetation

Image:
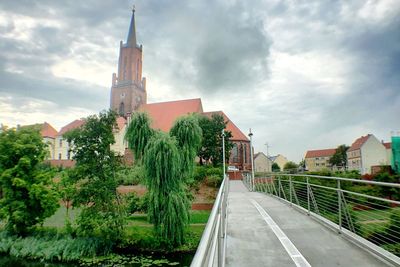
[283,161,298,172]
[272,162,280,172]
[329,144,349,169]
[64,110,125,241]
[0,126,59,235]
[197,114,233,167]
[116,165,146,185]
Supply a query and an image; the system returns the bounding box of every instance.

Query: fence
[191,175,229,267]
[244,173,400,265]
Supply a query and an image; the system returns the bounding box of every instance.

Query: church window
[243,144,247,164]
[58,153,62,160]
[232,144,239,163]
[119,102,125,116]
[123,56,127,80]
[59,139,62,147]
[67,150,70,160]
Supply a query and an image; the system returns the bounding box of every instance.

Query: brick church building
[109,8,251,170]
[48,8,252,171]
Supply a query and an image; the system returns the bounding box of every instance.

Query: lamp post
[249,129,255,191]
[222,129,226,178]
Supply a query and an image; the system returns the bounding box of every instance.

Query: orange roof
[116,116,127,131]
[348,134,371,152]
[383,142,391,149]
[305,148,336,158]
[41,122,58,138]
[203,111,249,141]
[58,119,85,136]
[140,98,203,132]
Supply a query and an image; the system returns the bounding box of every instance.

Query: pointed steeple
[126,5,137,47]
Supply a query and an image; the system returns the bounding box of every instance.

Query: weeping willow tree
[144,132,190,246]
[125,112,154,162]
[170,114,202,180]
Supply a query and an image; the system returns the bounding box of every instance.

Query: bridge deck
[226,180,389,267]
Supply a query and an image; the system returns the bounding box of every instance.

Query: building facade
[254,152,272,173]
[304,148,336,172]
[269,154,288,171]
[347,134,388,174]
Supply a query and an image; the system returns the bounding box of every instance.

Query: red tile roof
[41,122,58,139]
[203,111,249,141]
[305,148,336,158]
[383,142,391,149]
[116,116,127,131]
[348,134,371,152]
[58,119,85,136]
[140,98,203,132]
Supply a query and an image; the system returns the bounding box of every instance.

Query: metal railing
[191,175,229,267]
[244,173,400,266]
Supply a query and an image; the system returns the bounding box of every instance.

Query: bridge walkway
[226,180,390,267]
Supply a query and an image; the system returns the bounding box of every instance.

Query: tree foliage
[170,114,202,179]
[272,162,280,172]
[0,126,59,235]
[198,114,233,167]
[125,112,154,163]
[329,144,349,168]
[64,110,125,241]
[144,132,189,247]
[283,161,298,171]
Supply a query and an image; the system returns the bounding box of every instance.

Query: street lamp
[222,129,226,178]
[249,129,255,191]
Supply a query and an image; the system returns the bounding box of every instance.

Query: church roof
[126,7,137,47]
[140,98,204,132]
[203,111,249,142]
[58,119,85,136]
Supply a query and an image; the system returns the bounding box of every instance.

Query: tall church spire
[126,5,137,47]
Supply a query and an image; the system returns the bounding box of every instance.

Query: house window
[316,157,319,160]
[58,153,62,160]
[316,163,320,166]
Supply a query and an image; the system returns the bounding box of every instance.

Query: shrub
[205,175,223,188]
[116,165,145,185]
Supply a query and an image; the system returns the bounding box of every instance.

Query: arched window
[232,143,239,163]
[119,102,125,116]
[136,59,139,81]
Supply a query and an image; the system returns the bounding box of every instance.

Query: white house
[254,152,272,173]
[347,134,388,174]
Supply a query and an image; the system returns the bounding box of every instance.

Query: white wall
[360,135,387,174]
[255,153,272,172]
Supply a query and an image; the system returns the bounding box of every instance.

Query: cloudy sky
[0,0,399,162]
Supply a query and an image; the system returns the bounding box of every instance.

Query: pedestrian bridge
[191,174,400,267]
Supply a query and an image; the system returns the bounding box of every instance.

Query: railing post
[338,179,342,234]
[278,176,281,198]
[307,177,310,215]
[289,176,293,205]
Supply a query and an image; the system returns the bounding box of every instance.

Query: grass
[43,206,80,228]
[354,207,400,237]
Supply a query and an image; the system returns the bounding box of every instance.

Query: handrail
[191,175,229,267]
[248,173,400,266]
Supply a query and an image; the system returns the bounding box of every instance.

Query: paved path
[225,180,389,267]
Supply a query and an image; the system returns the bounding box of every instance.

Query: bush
[116,165,145,185]
[193,166,208,183]
[125,193,148,214]
[205,175,223,188]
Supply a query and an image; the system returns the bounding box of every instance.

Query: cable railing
[244,173,400,266]
[191,175,229,267]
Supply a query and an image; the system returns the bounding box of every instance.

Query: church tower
[110,7,146,117]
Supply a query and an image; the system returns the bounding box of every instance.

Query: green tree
[144,132,190,247]
[170,114,202,180]
[0,126,59,235]
[272,162,280,172]
[64,110,125,241]
[125,112,154,163]
[329,144,349,169]
[198,114,233,167]
[283,161,298,172]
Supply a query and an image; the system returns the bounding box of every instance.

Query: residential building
[254,152,272,173]
[269,154,288,171]
[304,148,336,172]
[383,142,392,167]
[347,134,388,174]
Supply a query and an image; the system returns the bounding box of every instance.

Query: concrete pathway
[225,180,389,267]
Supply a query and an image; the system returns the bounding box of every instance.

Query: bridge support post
[289,176,292,205]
